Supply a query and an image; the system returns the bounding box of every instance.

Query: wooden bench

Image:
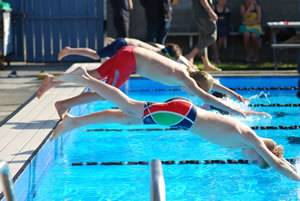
[271,44,300,48]
[267,21,300,69]
[167,32,198,49]
[271,43,300,70]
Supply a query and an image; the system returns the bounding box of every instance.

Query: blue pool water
[14,77,300,201]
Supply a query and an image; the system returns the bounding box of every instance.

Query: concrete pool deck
[0,63,299,195]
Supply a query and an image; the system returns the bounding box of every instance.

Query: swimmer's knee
[119,113,139,125]
[88,69,101,79]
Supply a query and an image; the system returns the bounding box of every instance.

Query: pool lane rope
[109,104,300,109]
[87,125,300,132]
[72,158,297,166]
[249,103,300,107]
[124,86,299,93]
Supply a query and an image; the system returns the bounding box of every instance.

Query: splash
[249,91,271,103]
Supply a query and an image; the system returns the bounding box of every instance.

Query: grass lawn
[194,61,298,71]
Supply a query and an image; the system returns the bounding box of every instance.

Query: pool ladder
[0,160,16,201]
[151,159,166,201]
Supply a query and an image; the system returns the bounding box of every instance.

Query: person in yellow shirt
[238,0,262,63]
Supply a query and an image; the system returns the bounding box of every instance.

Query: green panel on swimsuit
[152,112,183,126]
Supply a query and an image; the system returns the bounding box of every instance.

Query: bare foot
[204,64,222,72]
[37,75,55,99]
[55,101,69,120]
[55,66,86,83]
[58,46,71,61]
[51,113,75,141]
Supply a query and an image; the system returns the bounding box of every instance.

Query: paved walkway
[0,62,98,195]
[0,63,70,124]
[0,62,298,196]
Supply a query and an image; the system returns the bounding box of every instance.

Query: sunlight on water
[210,95,273,124]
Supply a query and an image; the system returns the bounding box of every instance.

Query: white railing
[0,161,16,201]
[150,159,166,201]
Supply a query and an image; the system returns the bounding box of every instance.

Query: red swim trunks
[96,46,136,88]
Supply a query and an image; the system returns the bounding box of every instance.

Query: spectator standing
[211,0,231,64]
[185,0,222,71]
[140,0,173,44]
[111,0,133,38]
[238,0,262,63]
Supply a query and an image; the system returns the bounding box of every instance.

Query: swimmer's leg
[58,46,100,60]
[55,66,145,118]
[58,46,72,61]
[37,75,64,99]
[51,109,142,141]
[55,91,105,119]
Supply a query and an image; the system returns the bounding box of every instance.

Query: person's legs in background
[185,16,221,71]
[251,32,259,62]
[146,19,159,43]
[297,49,300,98]
[242,31,251,62]
[157,19,172,44]
[211,41,220,63]
[111,0,130,38]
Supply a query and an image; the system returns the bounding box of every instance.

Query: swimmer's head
[259,138,284,169]
[209,91,231,115]
[212,91,230,99]
[243,138,284,169]
[188,70,214,93]
[162,43,182,61]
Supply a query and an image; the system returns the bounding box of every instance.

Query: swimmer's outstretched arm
[244,110,272,118]
[178,70,246,117]
[200,103,272,118]
[212,81,250,102]
[243,131,300,181]
[282,158,297,171]
[58,46,100,61]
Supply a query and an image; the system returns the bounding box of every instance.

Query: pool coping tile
[0,63,94,196]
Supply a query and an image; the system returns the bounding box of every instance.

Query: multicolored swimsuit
[142,97,197,130]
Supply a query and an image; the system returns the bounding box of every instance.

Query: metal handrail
[150,159,166,201]
[0,161,16,201]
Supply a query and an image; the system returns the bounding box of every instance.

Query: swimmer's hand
[233,94,251,103]
[232,108,247,118]
[244,111,272,118]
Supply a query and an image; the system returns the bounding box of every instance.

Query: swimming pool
[11,76,300,201]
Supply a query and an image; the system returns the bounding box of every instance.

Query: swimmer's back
[133,47,187,86]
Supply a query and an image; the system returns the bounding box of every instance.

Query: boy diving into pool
[57,37,197,70]
[51,66,300,181]
[37,46,250,119]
